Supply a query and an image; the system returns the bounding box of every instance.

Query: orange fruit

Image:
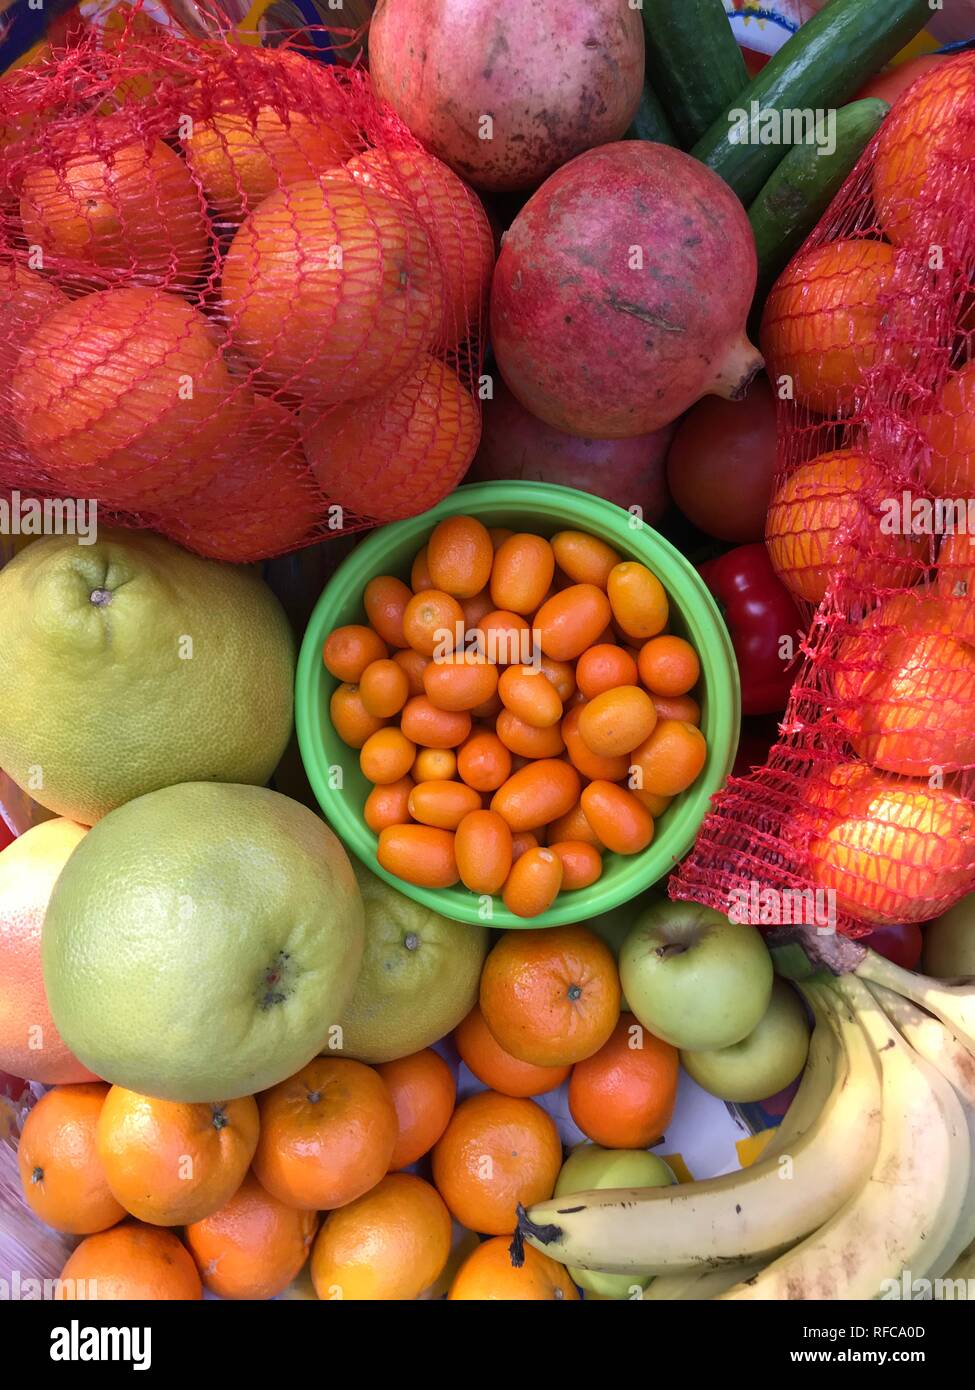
[454,1003,570,1098]
[376,1049,456,1170]
[607,563,669,641]
[302,355,479,524]
[15,287,246,509]
[426,514,494,599]
[310,1173,452,1301]
[872,55,975,251]
[490,533,556,615]
[628,719,707,798]
[496,708,566,759]
[330,682,387,749]
[551,531,621,589]
[400,693,472,747]
[766,448,926,605]
[359,658,411,719]
[18,1084,125,1236]
[222,176,442,406]
[490,758,580,832]
[502,845,564,918]
[919,360,975,497]
[360,727,417,785]
[0,265,65,426]
[578,685,656,757]
[185,1170,318,1300]
[0,818,95,1085]
[834,592,975,775]
[535,584,612,660]
[183,101,356,222]
[57,1221,202,1300]
[455,808,513,894]
[498,663,564,728]
[408,779,482,830]
[449,1235,578,1300]
[637,635,700,697]
[377,823,459,888]
[579,781,654,855]
[549,839,602,890]
[323,625,389,683]
[155,396,321,563]
[479,925,621,1066]
[412,747,457,781]
[431,1091,562,1235]
[364,574,413,648]
[806,769,975,925]
[347,146,494,345]
[761,239,916,417]
[423,653,499,711]
[457,730,512,792]
[253,1057,398,1210]
[364,775,414,833]
[95,1087,259,1226]
[568,1012,679,1148]
[20,125,209,288]
[576,644,638,700]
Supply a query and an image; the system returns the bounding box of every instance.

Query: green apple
[619,900,773,1051]
[923,897,975,979]
[554,1143,675,1298]
[680,979,810,1103]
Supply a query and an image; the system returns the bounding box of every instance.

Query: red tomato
[666,374,777,543]
[865,922,924,972]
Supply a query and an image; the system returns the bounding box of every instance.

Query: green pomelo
[42,782,364,1101]
[0,530,296,824]
[334,862,489,1064]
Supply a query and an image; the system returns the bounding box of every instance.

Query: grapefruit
[156,397,322,563]
[302,355,479,523]
[0,530,295,824]
[333,861,488,1064]
[20,126,210,288]
[42,782,365,1102]
[220,175,443,406]
[0,819,95,1084]
[14,287,248,509]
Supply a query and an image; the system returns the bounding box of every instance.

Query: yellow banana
[518,982,881,1277]
[718,977,970,1301]
[855,947,975,1054]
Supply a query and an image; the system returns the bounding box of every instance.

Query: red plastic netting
[673,53,975,939]
[0,6,491,561]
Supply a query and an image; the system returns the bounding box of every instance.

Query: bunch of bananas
[518,949,975,1300]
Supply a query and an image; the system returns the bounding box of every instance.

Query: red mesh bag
[673,54,975,939]
[0,6,492,561]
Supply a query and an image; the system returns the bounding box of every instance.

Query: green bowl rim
[295,480,740,927]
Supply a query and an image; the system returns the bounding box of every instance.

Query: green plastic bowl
[296,481,740,927]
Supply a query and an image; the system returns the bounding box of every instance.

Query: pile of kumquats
[323,516,708,917]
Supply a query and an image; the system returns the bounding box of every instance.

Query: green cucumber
[625,78,678,147]
[641,0,749,148]
[691,0,931,203]
[749,97,890,300]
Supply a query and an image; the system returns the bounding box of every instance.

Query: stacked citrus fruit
[0,40,492,558]
[23,924,679,1301]
[323,516,708,917]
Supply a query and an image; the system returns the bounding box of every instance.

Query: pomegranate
[490,142,763,438]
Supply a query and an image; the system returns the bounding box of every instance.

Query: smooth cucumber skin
[627,78,679,147]
[692,0,930,202]
[749,98,890,296]
[642,0,748,146]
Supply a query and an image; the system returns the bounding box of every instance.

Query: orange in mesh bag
[674,54,975,938]
[0,16,492,559]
